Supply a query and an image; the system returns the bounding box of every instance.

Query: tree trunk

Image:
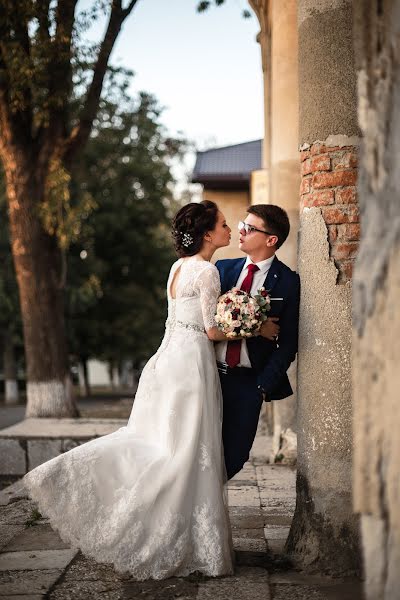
[3,334,19,405]
[4,154,78,417]
[108,362,117,390]
[81,358,91,398]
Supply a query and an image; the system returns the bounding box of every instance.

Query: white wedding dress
[23,258,234,580]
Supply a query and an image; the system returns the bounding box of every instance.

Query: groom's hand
[260,317,280,340]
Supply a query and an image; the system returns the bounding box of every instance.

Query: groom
[215,204,300,479]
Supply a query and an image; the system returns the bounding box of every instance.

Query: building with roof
[192,140,263,259]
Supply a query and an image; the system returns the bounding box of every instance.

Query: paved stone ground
[0,433,364,599]
[0,396,134,431]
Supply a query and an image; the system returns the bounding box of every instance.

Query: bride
[24,200,242,580]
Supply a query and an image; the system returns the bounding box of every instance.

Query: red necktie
[225,263,259,368]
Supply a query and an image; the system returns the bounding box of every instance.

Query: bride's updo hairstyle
[172,200,219,257]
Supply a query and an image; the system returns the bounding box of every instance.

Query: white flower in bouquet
[215,287,271,339]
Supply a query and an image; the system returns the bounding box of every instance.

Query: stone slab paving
[0,432,364,599]
[0,418,127,439]
[0,418,127,476]
[0,480,29,507]
[0,548,77,571]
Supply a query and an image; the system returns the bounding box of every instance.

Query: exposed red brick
[324,146,341,153]
[301,159,312,176]
[311,154,331,172]
[300,194,314,208]
[322,204,360,224]
[311,144,341,155]
[310,190,335,207]
[335,186,357,204]
[301,191,334,208]
[328,225,338,243]
[313,170,357,189]
[332,152,358,170]
[301,150,311,161]
[300,194,310,211]
[337,223,361,240]
[339,260,354,281]
[331,241,359,260]
[300,176,311,195]
[310,143,327,155]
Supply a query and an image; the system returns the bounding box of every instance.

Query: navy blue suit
[215,256,300,479]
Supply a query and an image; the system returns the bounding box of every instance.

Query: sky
[78,0,264,154]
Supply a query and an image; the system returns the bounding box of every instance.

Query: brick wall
[300,143,359,283]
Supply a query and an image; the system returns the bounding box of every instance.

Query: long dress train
[23,258,234,580]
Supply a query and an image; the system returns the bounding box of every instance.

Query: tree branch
[37,0,51,44]
[13,1,33,131]
[63,0,139,164]
[38,0,78,167]
[0,18,30,154]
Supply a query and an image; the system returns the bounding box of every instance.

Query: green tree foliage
[0,1,143,415]
[197,0,251,18]
[66,72,188,371]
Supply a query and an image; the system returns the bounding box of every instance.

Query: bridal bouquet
[215,287,271,338]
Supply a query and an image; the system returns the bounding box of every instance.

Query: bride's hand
[260,317,280,340]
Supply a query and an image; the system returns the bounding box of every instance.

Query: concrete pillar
[270,0,300,271]
[250,0,300,462]
[269,0,300,462]
[205,189,249,261]
[286,0,361,573]
[352,2,400,598]
[249,0,271,200]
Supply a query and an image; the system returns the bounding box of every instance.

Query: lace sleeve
[195,264,221,330]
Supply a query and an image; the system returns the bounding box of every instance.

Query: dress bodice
[165,258,221,332]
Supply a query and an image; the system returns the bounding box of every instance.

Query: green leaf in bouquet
[259,297,269,306]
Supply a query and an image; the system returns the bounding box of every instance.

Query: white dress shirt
[215,255,275,367]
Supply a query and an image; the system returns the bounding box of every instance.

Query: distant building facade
[192,140,262,260]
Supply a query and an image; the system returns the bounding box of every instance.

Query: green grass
[25,507,42,528]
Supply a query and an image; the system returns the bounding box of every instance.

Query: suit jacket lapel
[263,256,281,294]
[227,258,246,291]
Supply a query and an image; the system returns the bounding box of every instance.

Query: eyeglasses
[238,221,275,236]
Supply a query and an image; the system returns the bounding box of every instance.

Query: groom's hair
[247,205,290,249]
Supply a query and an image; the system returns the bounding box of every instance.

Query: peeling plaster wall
[298,0,359,144]
[286,208,359,570]
[287,0,361,573]
[352,1,400,597]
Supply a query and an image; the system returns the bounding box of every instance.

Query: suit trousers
[219,368,263,480]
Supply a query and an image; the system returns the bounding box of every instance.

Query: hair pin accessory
[181,232,193,247]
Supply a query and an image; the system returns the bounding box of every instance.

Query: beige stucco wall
[286,0,360,573]
[353,247,400,598]
[352,2,400,596]
[287,207,359,568]
[270,0,300,272]
[200,188,248,260]
[297,0,359,145]
[251,0,300,460]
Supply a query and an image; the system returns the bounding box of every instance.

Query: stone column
[269,0,300,462]
[249,0,271,201]
[270,0,300,271]
[352,2,400,598]
[286,0,361,573]
[250,0,300,462]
